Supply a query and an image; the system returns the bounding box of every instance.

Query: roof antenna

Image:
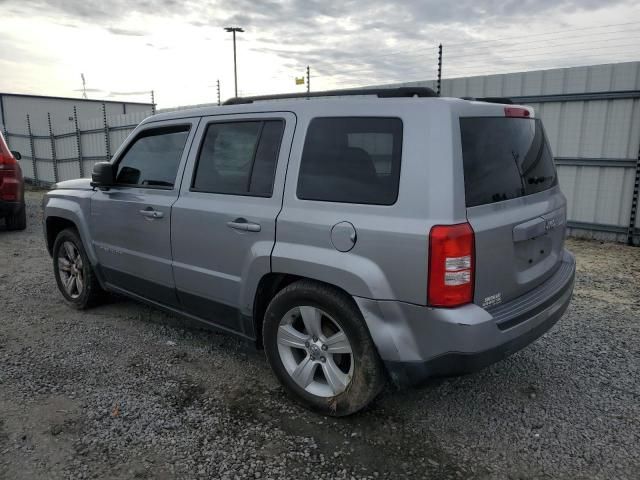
[81,73,88,99]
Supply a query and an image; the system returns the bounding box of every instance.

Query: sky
[0,0,639,108]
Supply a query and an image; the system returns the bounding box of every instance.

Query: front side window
[115,125,190,188]
[297,117,403,205]
[192,120,284,196]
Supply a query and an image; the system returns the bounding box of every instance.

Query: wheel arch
[252,273,363,348]
[44,197,97,265]
[45,216,77,255]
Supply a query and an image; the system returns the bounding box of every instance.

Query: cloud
[1,0,638,104]
[107,26,146,36]
[108,90,152,96]
[72,87,105,92]
[145,42,169,50]
[14,0,184,20]
[13,0,629,26]
[0,32,53,65]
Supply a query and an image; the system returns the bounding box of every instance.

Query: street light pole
[224,27,244,98]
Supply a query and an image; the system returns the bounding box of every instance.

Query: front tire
[263,280,386,416]
[52,228,103,309]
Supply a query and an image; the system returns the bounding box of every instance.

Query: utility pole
[224,27,244,98]
[216,79,221,106]
[150,90,156,114]
[437,44,443,96]
[306,65,311,94]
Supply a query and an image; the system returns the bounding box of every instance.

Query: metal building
[0,93,152,135]
[0,93,154,188]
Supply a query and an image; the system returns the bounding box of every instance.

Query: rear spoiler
[461,97,514,105]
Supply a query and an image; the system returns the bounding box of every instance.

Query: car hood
[52,178,93,190]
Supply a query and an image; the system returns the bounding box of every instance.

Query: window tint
[249,121,284,196]
[115,126,190,188]
[347,132,395,174]
[515,121,557,195]
[192,120,284,196]
[297,117,403,205]
[460,117,557,208]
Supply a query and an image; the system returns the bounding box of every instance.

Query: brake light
[504,106,530,118]
[0,141,20,201]
[0,152,17,169]
[0,135,17,169]
[428,223,475,307]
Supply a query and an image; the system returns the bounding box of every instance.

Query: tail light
[0,153,17,169]
[0,138,20,201]
[0,134,17,170]
[428,222,475,307]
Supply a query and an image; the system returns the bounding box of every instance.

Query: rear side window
[297,117,403,205]
[115,125,190,188]
[192,120,284,196]
[460,117,557,207]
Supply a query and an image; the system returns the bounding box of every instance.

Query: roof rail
[461,96,514,105]
[223,87,437,105]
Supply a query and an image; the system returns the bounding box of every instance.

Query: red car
[0,131,26,230]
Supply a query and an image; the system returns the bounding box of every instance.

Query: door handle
[139,208,164,219]
[227,218,261,232]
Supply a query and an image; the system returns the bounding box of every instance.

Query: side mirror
[91,162,115,189]
[10,151,21,160]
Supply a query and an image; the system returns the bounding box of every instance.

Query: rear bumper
[355,249,575,387]
[0,199,22,217]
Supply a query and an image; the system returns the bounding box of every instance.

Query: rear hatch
[460,107,566,309]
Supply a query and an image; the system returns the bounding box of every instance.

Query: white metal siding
[0,95,150,136]
[0,95,151,183]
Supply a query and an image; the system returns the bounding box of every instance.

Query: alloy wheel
[277,306,354,398]
[57,241,84,299]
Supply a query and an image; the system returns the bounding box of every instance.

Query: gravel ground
[1,189,639,480]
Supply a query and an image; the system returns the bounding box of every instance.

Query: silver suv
[43,88,575,416]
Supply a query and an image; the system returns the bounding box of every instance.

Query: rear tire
[52,228,104,309]
[5,202,26,231]
[263,280,386,416]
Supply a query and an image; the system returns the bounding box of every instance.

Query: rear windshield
[460,117,557,208]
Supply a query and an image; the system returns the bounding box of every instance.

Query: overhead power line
[444,20,640,48]
[310,40,639,82]
[308,48,638,90]
[444,41,640,67]
[444,33,640,60]
[296,29,640,83]
[313,50,635,82]
[443,52,640,77]
[237,21,640,97]
[311,22,640,64]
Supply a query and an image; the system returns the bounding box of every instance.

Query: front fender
[43,191,97,265]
